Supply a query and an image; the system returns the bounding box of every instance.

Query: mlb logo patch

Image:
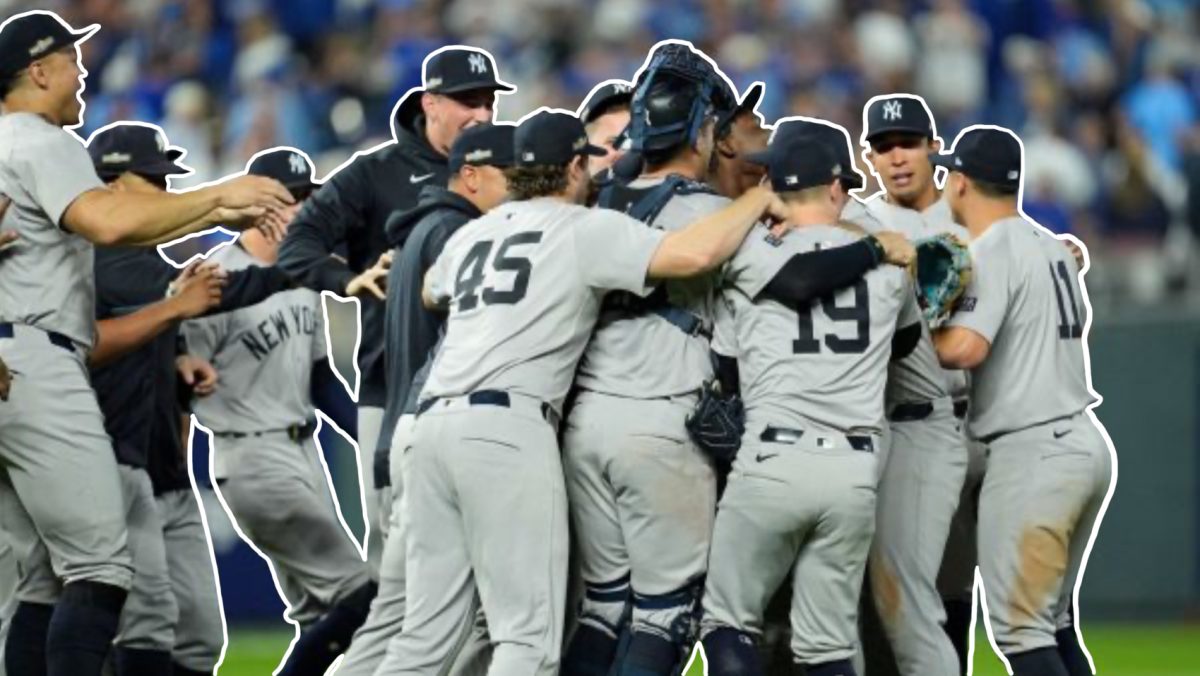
[764,232,784,247]
[958,296,977,312]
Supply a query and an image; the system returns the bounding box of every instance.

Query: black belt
[0,322,76,353]
[759,426,875,453]
[888,399,970,422]
[213,420,317,443]
[417,389,559,427]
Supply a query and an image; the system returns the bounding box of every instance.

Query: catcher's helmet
[626,43,735,154]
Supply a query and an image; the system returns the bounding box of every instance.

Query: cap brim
[439,80,516,95]
[928,153,957,170]
[138,158,193,178]
[865,127,931,144]
[581,143,607,157]
[744,148,771,166]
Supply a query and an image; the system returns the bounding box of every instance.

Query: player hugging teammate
[0,12,1114,676]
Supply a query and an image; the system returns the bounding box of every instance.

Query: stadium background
[5,0,1198,672]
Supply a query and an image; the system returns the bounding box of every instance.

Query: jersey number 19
[793,279,871,355]
[454,232,543,311]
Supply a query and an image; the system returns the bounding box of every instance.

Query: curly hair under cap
[503,163,572,200]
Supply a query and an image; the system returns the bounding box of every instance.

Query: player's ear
[420,92,437,119]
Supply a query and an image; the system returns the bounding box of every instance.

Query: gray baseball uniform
[702,223,919,665]
[846,195,971,675]
[0,113,133,602]
[0,532,13,676]
[564,181,725,644]
[156,487,225,673]
[946,217,1110,657]
[182,244,371,628]
[375,197,665,676]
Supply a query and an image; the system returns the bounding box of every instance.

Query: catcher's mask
[625,43,735,155]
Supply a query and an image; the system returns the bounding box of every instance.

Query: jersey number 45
[454,232,544,311]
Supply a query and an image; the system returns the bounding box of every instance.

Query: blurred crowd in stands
[6,0,1198,304]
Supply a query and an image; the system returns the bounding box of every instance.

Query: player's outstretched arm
[62,175,294,247]
[648,186,786,280]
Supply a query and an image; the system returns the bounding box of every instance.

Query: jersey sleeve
[18,129,104,229]
[946,230,1010,343]
[424,236,457,305]
[573,209,666,294]
[180,315,227,364]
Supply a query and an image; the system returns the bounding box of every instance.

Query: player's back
[725,224,919,434]
[576,182,730,397]
[422,197,663,414]
[183,245,324,432]
[962,217,1095,440]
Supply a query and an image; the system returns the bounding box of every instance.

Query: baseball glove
[914,233,972,328]
[685,379,745,464]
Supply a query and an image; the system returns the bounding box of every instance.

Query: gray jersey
[422,198,665,413]
[844,195,970,403]
[0,113,104,348]
[182,246,326,432]
[574,183,730,397]
[723,224,920,434]
[947,217,1095,439]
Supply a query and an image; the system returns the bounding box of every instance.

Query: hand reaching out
[346,251,393,300]
[168,261,228,319]
[177,354,218,397]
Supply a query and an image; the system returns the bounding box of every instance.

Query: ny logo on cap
[882,100,903,121]
[613,83,631,93]
[289,153,307,175]
[468,53,488,75]
[28,37,54,57]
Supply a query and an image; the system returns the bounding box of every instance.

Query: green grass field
[216,622,1199,675]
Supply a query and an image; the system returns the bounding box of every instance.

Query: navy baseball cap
[393,46,513,135]
[864,95,934,143]
[87,124,190,180]
[931,127,1023,191]
[515,110,606,167]
[716,82,763,138]
[448,123,515,172]
[0,11,98,85]
[578,80,634,125]
[769,119,863,189]
[424,47,514,96]
[747,136,844,193]
[246,148,319,197]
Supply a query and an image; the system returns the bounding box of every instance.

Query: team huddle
[0,9,1115,676]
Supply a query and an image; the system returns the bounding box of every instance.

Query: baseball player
[931,127,1112,676]
[838,95,975,676]
[85,123,297,676]
[578,80,634,176]
[277,47,514,573]
[336,123,514,676]
[377,108,786,675]
[700,134,920,676]
[0,11,290,676]
[561,43,741,676]
[183,148,377,676]
[707,82,768,200]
